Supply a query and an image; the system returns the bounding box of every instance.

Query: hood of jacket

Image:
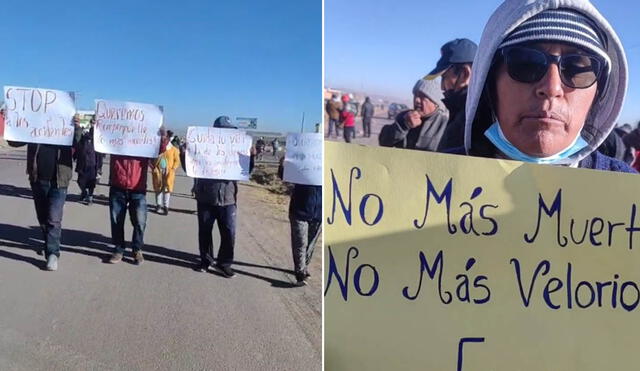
[464,0,628,164]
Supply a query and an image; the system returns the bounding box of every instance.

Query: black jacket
[437,88,468,152]
[8,141,74,187]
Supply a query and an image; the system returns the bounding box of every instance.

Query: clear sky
[326,0,640,125]
[0,0,321,134]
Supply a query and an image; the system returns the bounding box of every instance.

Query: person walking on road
[361,97,375,138]
[194,116,255,278]
[6,113,73,271]
[151,129,181,215]
[279,158,322,286]
[73,118,102,205]
[107,151,150,265]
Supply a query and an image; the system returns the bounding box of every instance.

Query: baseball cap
[425,38,478,80]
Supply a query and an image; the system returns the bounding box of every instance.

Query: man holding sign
[280,133,322,285]
[188,116,254,277]
[3,86,77,271]
[92,99,163,265]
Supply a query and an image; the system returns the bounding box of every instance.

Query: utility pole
[300,112,305,133]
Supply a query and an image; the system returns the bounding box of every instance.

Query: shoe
[133,251,144,265]
[87,196,93,206]
[295,272,307,286]
[215,264,235,278]
[163,207,169,215]
[46,255,58,271]
[195,263,209,273]
[108,252,123,264]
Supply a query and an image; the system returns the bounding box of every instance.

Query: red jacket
[340,110,355,127]
[110,155,149,192]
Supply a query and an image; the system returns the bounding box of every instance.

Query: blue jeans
[30,180,67,258]
[109,187,147,254]
[197,203,236,267]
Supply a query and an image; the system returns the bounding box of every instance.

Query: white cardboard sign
[93,99,163,158]
[185,126,252,180]
[2,86,76,145]
[283,133,322,185]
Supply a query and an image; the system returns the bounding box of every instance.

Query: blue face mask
[484,122,589,164]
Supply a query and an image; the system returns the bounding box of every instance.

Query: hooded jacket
[462,0,634,172]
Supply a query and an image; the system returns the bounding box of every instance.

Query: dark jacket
[437,88,468,152]
[109,155,149,192]
[361,101,375,119]
[378,108,449,151]
[289,185,322,222]
[73,129,102,180]
[8,141,74,187]
[447,146,637,173]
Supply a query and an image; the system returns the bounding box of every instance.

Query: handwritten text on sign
[93,99,163,158]
[283,133,322,185]
[324,141,640,371]
[185,126,252,181]
[3,86,76,145]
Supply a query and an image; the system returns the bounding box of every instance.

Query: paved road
[0,146,321,371]
[325,115,393,146]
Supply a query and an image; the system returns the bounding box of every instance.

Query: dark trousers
[327,118,341,137]
[109,187,147,254]
[197,203,236,267]
[30,180,67,258]
[344,126,355,143]
[363,117,372,137]
[77,174,96,198]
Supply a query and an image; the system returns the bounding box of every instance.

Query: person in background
[325,93,342,138]
[379,78,449,151]
[73,117,102,205]
[361,97,375,138]
[256,136,265,161]
[340,94,356,143]
[151,129,181,215]
[423,38,477,152]
[194,116,255,278]
[272,137,280,157]
[278,158,322,286]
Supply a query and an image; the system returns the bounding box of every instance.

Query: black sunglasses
[501,46,605,89]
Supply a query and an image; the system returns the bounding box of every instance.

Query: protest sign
[325,141,640,371]
[185,126,252,180]
[283,133,322,185]
[2,86,76,145]
[93,99,163,158]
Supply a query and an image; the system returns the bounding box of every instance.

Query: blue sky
[326,0,640,125]
[0,0,320,134]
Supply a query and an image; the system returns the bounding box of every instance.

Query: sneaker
[46,255,58,271]
[108,252,123,264]
[163,207,169,215]
[133,251,144,265]
[195,263,209,273]
[87,196,93,206]
[215,264,235,278]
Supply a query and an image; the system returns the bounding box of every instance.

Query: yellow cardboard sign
[324,142,640,371]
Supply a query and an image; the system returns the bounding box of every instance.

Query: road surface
[0,144,321,371]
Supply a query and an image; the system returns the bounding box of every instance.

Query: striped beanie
[499,8,611,71]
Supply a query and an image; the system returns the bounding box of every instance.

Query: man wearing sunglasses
[455,0,635,173]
